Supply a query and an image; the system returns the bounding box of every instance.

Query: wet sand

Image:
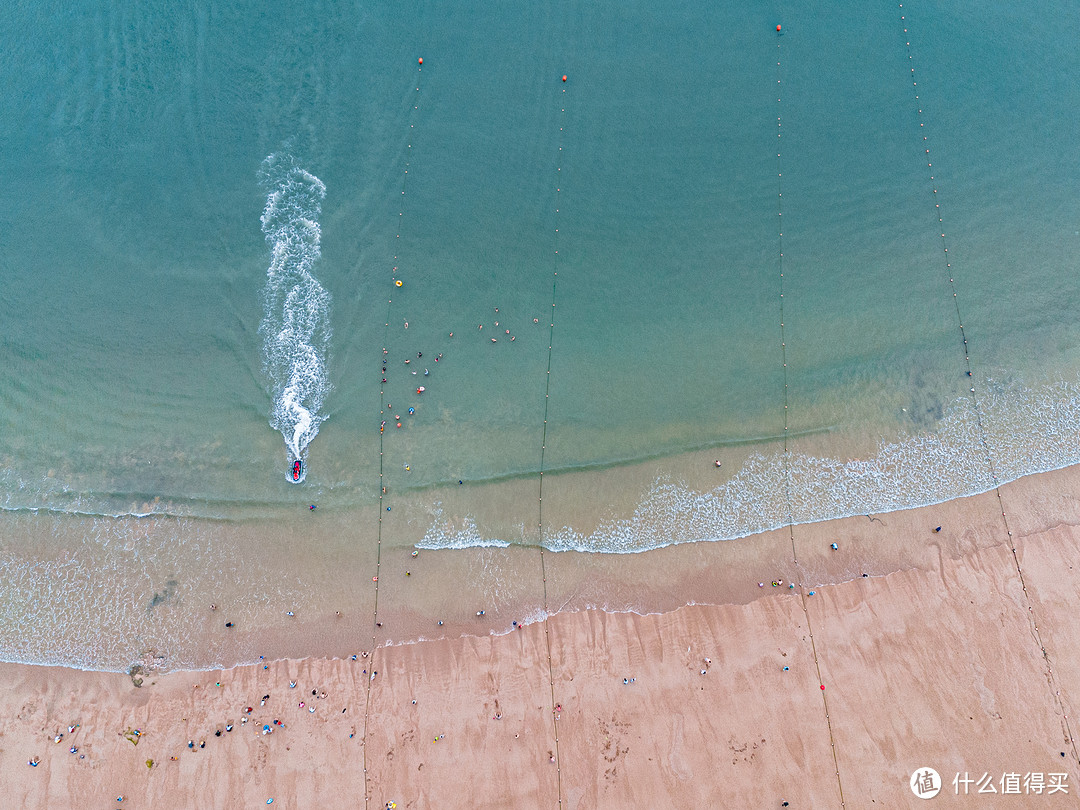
[2,466,1080,807]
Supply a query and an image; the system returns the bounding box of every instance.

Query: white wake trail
[258,152,331,482]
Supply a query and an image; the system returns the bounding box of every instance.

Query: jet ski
[292,459,303,482]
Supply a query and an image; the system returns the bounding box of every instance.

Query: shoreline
[2,462,1080,805]
[6,462,1080,675]
[6,368,1080,539]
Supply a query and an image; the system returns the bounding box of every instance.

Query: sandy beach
[3,465,1080,808]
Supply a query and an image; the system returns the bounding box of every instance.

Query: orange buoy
[418,57,423,65]
[561,75,567,82]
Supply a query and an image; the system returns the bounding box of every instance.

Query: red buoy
[418,57,423,65]
[561,75,567,82]
[776,24,782,32]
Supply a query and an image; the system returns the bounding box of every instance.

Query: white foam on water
[258,152,331,481]
[415,504,511,550]
[417,378,1080,554]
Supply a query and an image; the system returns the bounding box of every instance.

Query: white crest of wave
[258,153,331,474]
[418,379,1080,553]
[415,504,511,550]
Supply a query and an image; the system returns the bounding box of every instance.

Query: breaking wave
[416,505,512,550]
[258,152,331,482]
[418,379,1080,553]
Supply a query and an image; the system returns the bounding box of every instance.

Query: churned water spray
[258,152,331,483]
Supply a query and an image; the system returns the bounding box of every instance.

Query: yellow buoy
[395,280,403,287]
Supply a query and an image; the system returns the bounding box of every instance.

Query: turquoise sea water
[1,1,1079,668]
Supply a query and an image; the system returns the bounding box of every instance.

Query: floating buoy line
[772,25,847,807]
[361,56,427,810]
[897,4,1078,764]
[536,71,569,810]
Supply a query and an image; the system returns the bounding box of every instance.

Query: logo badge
[911,767,942,799]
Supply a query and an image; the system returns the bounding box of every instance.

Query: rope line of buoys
[536,72,569,809]
[361,56,427,810]
[898,4,1078,765]
[772,28,847,808]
